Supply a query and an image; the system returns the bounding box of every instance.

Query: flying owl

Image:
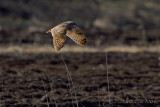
[46,21,87,51]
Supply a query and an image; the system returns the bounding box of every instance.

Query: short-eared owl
[46,21,87,51]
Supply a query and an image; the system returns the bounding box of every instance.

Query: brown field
[1,0,160,106]
[0,49,159,106]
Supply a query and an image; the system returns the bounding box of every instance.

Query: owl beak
[46,29,51,33]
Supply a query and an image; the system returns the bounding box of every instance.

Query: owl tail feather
[46,29,51,33]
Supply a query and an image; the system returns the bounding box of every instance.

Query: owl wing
[66,26,87,46]
[51,29,66,51]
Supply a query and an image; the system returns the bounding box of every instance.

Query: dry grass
[0,45,160,54]
[60,54,79,107]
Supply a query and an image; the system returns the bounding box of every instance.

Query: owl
[46,21,87,51]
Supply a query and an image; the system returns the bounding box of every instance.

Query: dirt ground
[0,52,159,107]
[1,1,160,107]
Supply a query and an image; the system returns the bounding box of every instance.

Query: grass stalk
[44,71,58,107]
[106,53,111,105]
[41,76,49,107]
[60,54,79,107]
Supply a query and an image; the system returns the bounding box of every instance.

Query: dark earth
[0,52,159,107]
[0,0,160,106]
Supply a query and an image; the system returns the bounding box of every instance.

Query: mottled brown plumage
[46,21,87,51]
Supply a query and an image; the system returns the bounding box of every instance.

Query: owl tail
[46,29,51,33]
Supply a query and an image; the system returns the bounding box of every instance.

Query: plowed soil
[0,52,159,107]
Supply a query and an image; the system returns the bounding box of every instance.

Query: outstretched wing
[66,26,87,46]
[51,29,66,51]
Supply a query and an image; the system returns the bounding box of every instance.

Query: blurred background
[0,0,160,106]
[0,0,160,52]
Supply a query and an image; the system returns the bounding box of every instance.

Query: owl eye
[67,26,72,30]
[75,28,83,34]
